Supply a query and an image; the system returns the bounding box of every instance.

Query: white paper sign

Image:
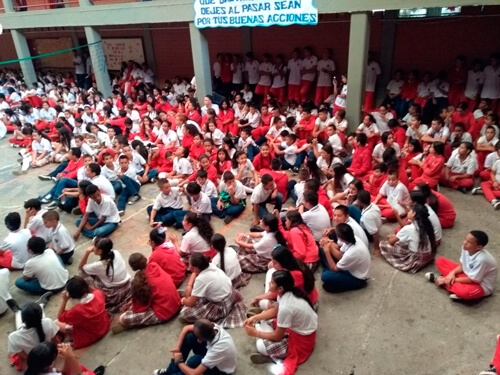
[194,0,318,29]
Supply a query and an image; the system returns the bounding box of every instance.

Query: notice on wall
[194,0,318,28]
[101,38,145,71]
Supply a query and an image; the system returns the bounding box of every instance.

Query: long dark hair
[416,182,439,213]
[21,303,45,343]
[149,226,166,247]
[272,246,315,294]
[272,270,313,308]
[382,147,399,172]
[190,252,211,271]
[411,204,437,254]
[262,214,287,247]
[184,212,214,244]
[129,253,151,306]
[95,237,115,280]
[211,233,226,273]
[333,163,349,190]
[131,139,148,160]
[25,342,58,375]
[231,150,246,169]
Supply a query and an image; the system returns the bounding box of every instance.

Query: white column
[189,22,212,102]
[84,27,111,98]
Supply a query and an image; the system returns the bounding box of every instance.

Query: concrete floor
[0,137,499,375]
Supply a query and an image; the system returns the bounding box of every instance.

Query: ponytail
[129,253,152,305]
[262,214,287,247]
[272,270,313,309]
[21,303,45,343]
[211,233,226,273]
[95,237,115,281]
[185,212,214,245]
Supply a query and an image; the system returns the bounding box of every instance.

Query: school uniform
[270,63,287,103]
[333,85,348,113]
[364,61,382,111]
[149,243,186,287]
[347,145,372,179]
[278,219,319,267]
[250,182,283,218]
[179,227,211,264]
[147,187,183,226]
[360,203,382,239]
[212,247,242,282]
[377,180,410,219]
[8,318,59,356]
[157,128,179,149]
[441,152,477,189]
[481,65,500,100]
[301,204,331,242]
[433,191,456,229]
[0,228,32,269]
[315,58,335,104]
[480,159,500,203]
[90,174,116,200]
[408,154,445,191]
[51,222,76,264]
[76,195,120,238]
[287,58,303,102]
[212,180,247,220]
[238,231,278,273]
[27,210,53,243]
[245,60,260,86]
[300,55,318,101]
[255,61,273,98]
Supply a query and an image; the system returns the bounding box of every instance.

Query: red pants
[255,84,271,100]
[300,80,313,102]
[479,169,491,181]
[377,198,397,220]
[332,103,345,115]
[409,175,439,191]
[251,126,270,140]
[0,251,13,268]
[288,84,301,102]
[480,181,500,202]
[315,86,331,105]
[270,87,286,104]
[490,336,500,369]
[448,87,464,107]
[439,172,474,190]
[476,151,489,171]
[435,257,485,300]
[228,121,240,137]
[8,138,29,146]
[363,91,375,112]
[466,97,478,112]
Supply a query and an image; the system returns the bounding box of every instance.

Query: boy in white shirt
[115,155,142,215]
[213,171,247,224]
[164,147,193,186]
[238,128,259,161]
[173,182,212,227]
[15,237,68,295]
[196,170,218,200]
[426,230,498,300]
[273,133,299,171]
[43,210,75,265]
[250,174,283,226]
[0,213,32,269]
[23,199,53,243]
[147,178,184,227]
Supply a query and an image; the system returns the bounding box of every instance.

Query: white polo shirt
[406,124,428,140]
[287,58,303,85]
[8,318,59,355]
[379,181,410,216]
[485,152,500,170]
[397,223,424,253]
[173,157,193,176]
[180,226,210,255]
[250,182,274,205]
[82,250,131,288]
[200,179,218,199]
[431,80,449,98]
[302,204,331,241]
[101,163,120,182]
[282,142,298,165]
[245,60,260,85]
[32,138,52,155]
[277,291,318,335]
[464,69,485,99]
[386,79,403,95]
[153,188,183,210]
[51,223,75,254]
[492,159,500,182]
[371,111,394,133]
[0,269,10,314]
[252,231,278,259]
[212,247,241,281]
[192,263,233,302]
[158,128,179,147]
[317,59,335,87]
[191,192,212,215]
[257,62,273,86]
[23,249,68,290]
[301,55,318,81]
[446,152,477,175]
[425,204,442,242]
[219,180,247,200]
[426,126,450,141]
[360,204,382,236]
[344,217,369,248]
[337,238,371,280]
[0,229,32,269]
[481,65,500,99]
[357,123,380,136]
[460,248,498,296]
[365,61,381,92]
[372,142,401,160]
[202,325,237,374]
[86,195,121,224]
[271,64,287,88]
[91,175,116,200]
[27,210,53,243]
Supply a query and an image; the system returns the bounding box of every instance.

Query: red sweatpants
[288,84,301,102]
[435,257,485,300]
[490,336,500,369]
[315,86,331,105]
[439,172,474,190]
[0,251,13,268]
[300,80,313,102]
[251,126,270,140]
[363,91,375,112]
[480,181,500,202]
[255,84,271,101]
[270,87,286,104]
[377,198,397,220]
[479,169,491,181]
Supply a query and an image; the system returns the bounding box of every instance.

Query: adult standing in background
[84,52,92,90]
[364,51,382,112]
[300,46,318,102]
[73,52,86,89]
[315,48,336,105]
[287,48,303,103]
[245,52,260,94]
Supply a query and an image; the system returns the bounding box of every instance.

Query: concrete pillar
[143,25,157,78]
[189,22,212,101]
[377,10,398,105]
[10,30,38,86]
[84,27,111,98]
[70,28,80,49]
[346,12,371,131]
[241,27,252,54]
[3,0,14,12]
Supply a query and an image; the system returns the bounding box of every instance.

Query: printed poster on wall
[101,38,145,71]
[194,0,318,28]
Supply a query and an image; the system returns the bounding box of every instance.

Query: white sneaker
[449,294,462,300]
[471,187,483,195]
[493,200,500,210]
[424,272,436,282]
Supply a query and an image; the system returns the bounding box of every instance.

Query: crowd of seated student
[1,56,500,375]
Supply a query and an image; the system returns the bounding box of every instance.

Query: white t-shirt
[365,61,382,92]
[302,204,331,241]
[86,195,121,224]
[1,229,32,269]
[200,179,218,199]
[250,182,274,205]
[27,210,53,243]
[180,227,210,255]
[460,248,498,296]
[0,269,11,314]
[464,70,485,99]
[245,60,260,85]
[446,152,477,175]
[371,111,394,133]
[212,247,242,281]
[231,159,255,181]
[32,138,53,155]
[396,223,424,253]
[431,80,449,98]
[372,142,401,160]
[425,204,442,242]
[379,181,410,216]
[277,291,318,335]
[153,188,183,210]
[82,250,131,288]
[202,325,237,374]
[386,79,403,95]
[174,157,194,176]
[360,204,382,236]
[334,85,348,108]
[345,217,369,248]
[231,62,244,84]
[191,192,212,215]
[417,82,432,97]
[252,231,278,258]
[74,56,85,74]
[219,180,247,200]
[357,123,379,136]
[481,65,500,99]
[158,128,179,147]
[282,142,298,165]
[271,64,287,88]
[301,55,318,81]
[337,238,371,279]
[257,62,273,86]
[192,263,233,302]
[485,152,500,170]
[8,318,59,355]
[492,159,500,182]
[22,249,68,290]
[406,124,428,140]
[317,59,335,87]
[287,58,303,85]
[426,126,450,141]
[91,175,116,200]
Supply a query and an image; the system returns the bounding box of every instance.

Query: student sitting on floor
[0,212,32,270]
[23,199,52,244]
[74,184,121,240]
[78,237,131,314]
[373,169,410,220]
[153,319,237,375]
[425,230,498,301]
[115,253,180,332]
[475,157,500,210]
[440,141,477,193]
[55,276,110,349]
[148,227,186,287]
[211,233,251,289]
[319,223,371,293]
[212,171,247,224]
[115,155,142,215]
[147,179,183,227]
[235,214,287,274]
[244,270,318,373]
[42,211,75,265]
[479,336,500,375]
[15,237,68,296]
[380,203,437,273]
[250,174,283,226]
[408,141,446,191]
[173,182,213,227]
[179,253,247,329]
[357,191,383,256]
[414,182,456,228]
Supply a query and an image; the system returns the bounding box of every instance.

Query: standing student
[235,214,286,273]
[211,233,250,289]
[79,237,131,313]
[480,54,500,111]
[147,179,183,227]
[42,211,75,265]
[300,47,318,101]
[74,184,121,240]
[425,230,498,300]
[148,227,186,287]
[0,212,32,269]
[320,224,371,293]
[56,276,110,348]
[250,174,283,226]
[287,48,303,102]
[357,191,382,256]
[153,319,237,375]
[315,49,336,105]
[244,270,318,374]
[364,52,382,112]
[179,253,247,328]
[380,204,436,273]
[212,171,247,224]
[15,237,68,295]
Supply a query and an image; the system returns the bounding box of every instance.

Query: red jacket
[348,145,372,178]
[296,116,316,140]
[149,244,186,287]
[318,187,333,219]
[261,169,289,201]
[391,126,406,149]
[278,220,319,265]
[61,158,84,179]
[108,116,127,133]
[188,164,218,185]
[253,153,273,171]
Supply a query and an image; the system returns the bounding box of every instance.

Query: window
[441,6,462,16]
[399,8,428,18]
[399,7,462,18]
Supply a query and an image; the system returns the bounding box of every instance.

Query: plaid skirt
[121,307,165,327]
[80,270,132,314]
[232,272,252,289]
[263,334,289,362]
[237,248,270,273]
[380,241,435,273]
[179,289,247,328]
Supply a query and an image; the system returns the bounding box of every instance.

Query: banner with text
[194,0,318,28]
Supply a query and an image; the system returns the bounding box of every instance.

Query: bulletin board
[101,38,145,71]
[34,38,74,68]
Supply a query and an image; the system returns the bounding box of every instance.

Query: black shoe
[250,225,264,232]
[6,299,20,313]
[224,215,234,224]
[65,257,73,265]
[93,366,105,375]
[72,207,82,215]
[35,291,53,307]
